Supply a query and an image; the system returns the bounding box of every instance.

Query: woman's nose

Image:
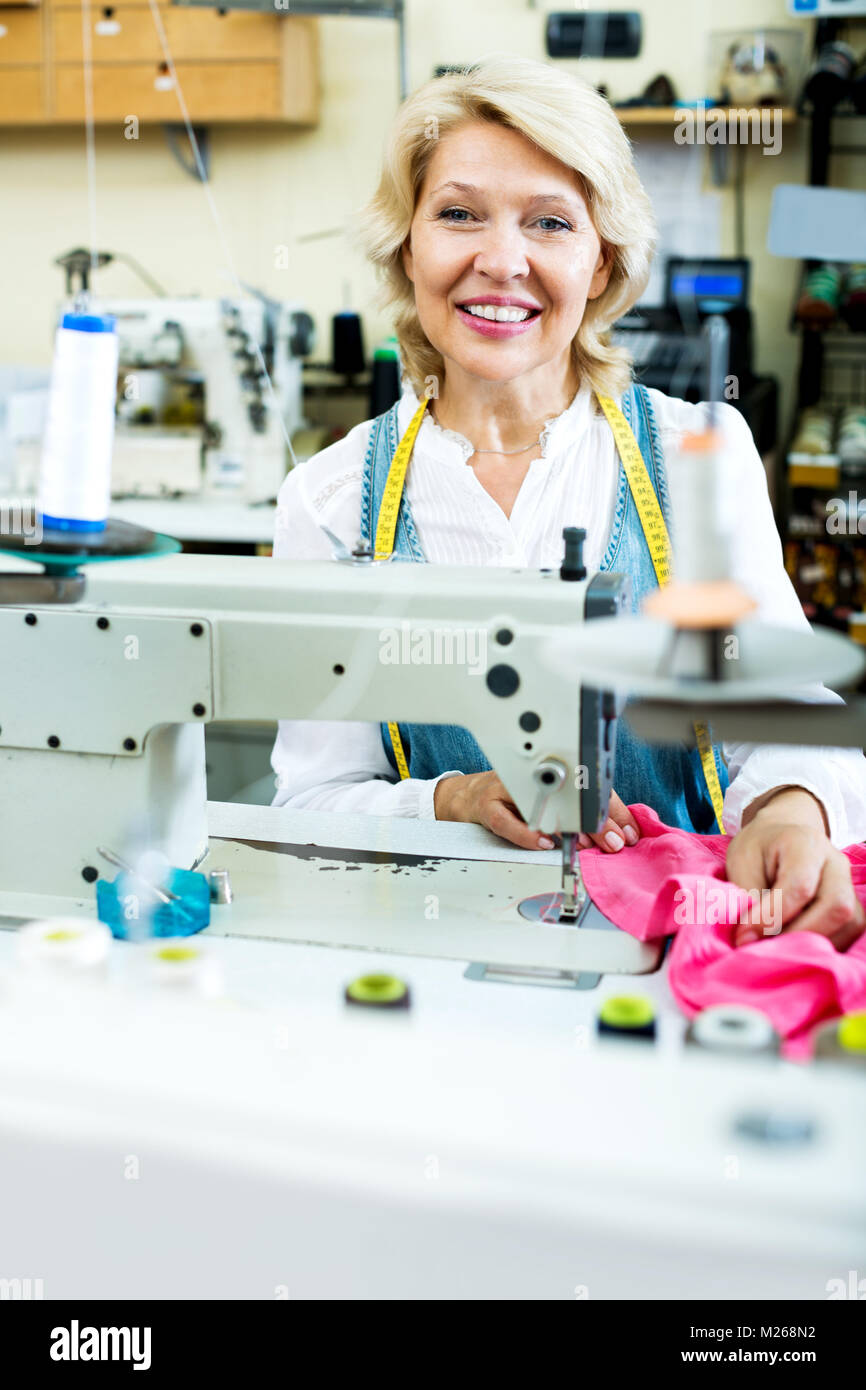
[472,223,531,281]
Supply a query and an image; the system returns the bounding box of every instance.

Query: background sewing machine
[109,293,312,502]
[18,249,315,505]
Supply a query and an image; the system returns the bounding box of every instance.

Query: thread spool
[686,1004,779,1057]
[813,1011,866,1067]
[369,338,401,416]
[666,429,731,587]
[331,310,365,377]
[802,41,856,111]
[38,311,119,532]
[146,939,223,998]
[344,973,411,1010]
[644,425,758,635]
[596,994,656,1042]
[16,917,112,974]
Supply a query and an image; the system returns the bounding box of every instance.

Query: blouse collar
[398,377,597,466]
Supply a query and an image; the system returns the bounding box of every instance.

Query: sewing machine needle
[559,831,581,923]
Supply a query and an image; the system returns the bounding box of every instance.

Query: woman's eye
[435,208,573,232]
[437,206,475,223]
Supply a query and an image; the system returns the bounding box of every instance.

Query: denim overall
[359,383,728,834]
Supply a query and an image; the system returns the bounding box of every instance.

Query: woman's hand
[726,786,865,950]
[577,789,640,854]
[433,771,557,850]
[434,775,640,854]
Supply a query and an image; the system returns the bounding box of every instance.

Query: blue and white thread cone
[38,311,119,533]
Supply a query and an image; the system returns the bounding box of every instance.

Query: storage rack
[781,13,866,680]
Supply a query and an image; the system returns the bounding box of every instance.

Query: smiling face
[401,120,612,389]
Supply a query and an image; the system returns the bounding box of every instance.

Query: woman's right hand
[433,771,556,851]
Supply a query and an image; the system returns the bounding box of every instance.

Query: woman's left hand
[726,786,865,950]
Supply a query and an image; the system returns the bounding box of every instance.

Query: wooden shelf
[0,2,319,126]
[615,106,798,125]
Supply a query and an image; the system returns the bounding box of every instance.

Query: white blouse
[270,379,866,849]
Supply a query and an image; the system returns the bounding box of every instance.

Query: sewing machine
[1,522,863,958]
[10,294,311,505]
[107,294,311,502]
[0,542,653,971]
[0,529,865,1297]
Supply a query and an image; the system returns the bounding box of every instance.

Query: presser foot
[518,831,605,927]
[558,830,582,922]
[517,891,587,926]
[515,891,624,936]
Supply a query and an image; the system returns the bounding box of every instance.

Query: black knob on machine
[560,526,587,582]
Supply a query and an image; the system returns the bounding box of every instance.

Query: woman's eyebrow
[428,181,483,197]
[429,181,581,211]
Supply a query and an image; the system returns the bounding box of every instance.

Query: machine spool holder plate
[0,519,181,604]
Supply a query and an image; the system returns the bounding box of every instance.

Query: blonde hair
[357,53,657,405]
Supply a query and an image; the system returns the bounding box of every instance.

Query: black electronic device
[612,257,777,454]
[546,11,642,60]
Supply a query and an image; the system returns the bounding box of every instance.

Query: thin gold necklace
[429,402,543,456]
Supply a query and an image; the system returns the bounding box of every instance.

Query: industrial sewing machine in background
[10,249,314,505]
[108,292,312,502]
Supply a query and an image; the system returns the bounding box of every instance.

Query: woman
[272,55,866,948]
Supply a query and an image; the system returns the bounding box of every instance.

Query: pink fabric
[580,805,866,1059]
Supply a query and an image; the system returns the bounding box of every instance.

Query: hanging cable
[138,0,298,466]
[80,0,99,304]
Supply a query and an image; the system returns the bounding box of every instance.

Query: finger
[767,833,824,927]
[784,853,866,947]
[583,791,640,853]
[726,837,771,947]
[485,800,553,852]
[727,844,769,895]
[489,778,554,851]
[606,791,641,845]
[587,814,631,854]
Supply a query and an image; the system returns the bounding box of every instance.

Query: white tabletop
[109,497,278,544]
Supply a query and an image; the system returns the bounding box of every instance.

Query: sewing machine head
[105,296,312,502]
[0,540,630,909]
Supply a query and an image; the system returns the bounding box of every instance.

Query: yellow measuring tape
[380,390,726,834]
[378,398,430,779]
[374,397,430,562]
[596,393,726,834]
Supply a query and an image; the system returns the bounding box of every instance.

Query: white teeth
[461,303,536,322]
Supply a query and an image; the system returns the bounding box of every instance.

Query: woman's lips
[455,304,542,339]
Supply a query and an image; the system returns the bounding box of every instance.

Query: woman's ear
[401,237,414,283]
[587,243,614,301]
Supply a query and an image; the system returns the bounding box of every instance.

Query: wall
[0,0,850,438]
